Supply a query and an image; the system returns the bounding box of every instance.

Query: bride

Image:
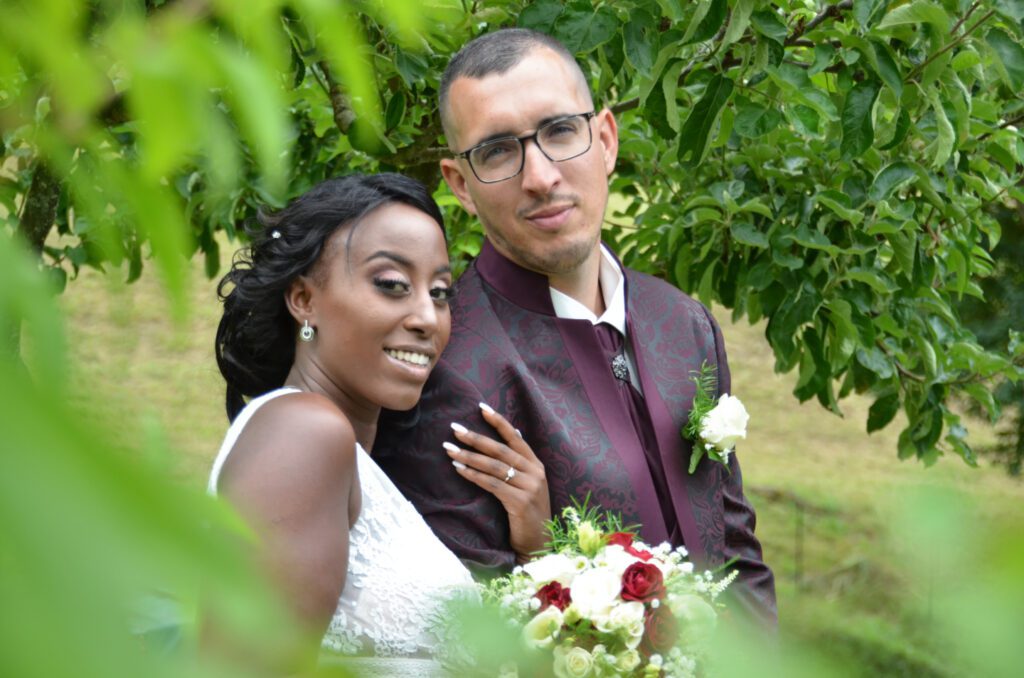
[209,173,550,673]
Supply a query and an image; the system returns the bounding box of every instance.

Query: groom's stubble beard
[479,191,602,278]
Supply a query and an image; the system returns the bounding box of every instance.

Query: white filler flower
[698,393,749,461]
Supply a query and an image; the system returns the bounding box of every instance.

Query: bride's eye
[373,277,410,296]
[430,286,455,303]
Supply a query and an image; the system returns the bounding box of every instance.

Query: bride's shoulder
[221,391,357,497]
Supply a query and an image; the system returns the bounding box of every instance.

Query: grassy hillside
[60,251,1023,675]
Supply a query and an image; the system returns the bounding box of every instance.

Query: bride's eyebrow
[363,250,412,267]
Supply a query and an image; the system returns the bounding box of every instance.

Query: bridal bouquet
[482,502,736,677]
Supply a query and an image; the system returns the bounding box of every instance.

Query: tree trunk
[20,160,62,255]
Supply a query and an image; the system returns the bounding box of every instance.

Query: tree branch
[978,112,1024,141]
[786,0,853,45]
[949,1,981,35]
[905,9,996,82]
[318,60,355,134]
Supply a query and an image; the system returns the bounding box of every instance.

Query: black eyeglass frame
[453,111,597,184]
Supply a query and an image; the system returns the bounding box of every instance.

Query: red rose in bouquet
[640,604,679,656]
[534,581,572,611]
[620,561,665,602]
[606,531,653,561]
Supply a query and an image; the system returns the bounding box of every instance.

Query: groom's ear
[284,275,315,326]
[440,158,479,216]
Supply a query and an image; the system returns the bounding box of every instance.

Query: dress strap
[207,387,302,495]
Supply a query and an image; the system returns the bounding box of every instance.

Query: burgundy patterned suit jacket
[375,240,776,624]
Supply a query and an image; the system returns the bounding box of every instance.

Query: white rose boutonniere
[682,363,749,473]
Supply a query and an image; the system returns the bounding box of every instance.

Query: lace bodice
[209,388,476,667]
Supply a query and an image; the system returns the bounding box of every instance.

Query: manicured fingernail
[479,402,495,415]
[515,428,523,438]
[451,422,469,434]
[442,442,460,454]
[452,460,467,470]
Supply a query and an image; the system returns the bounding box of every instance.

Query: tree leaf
[856,345,895,379]
[722,0,756,48]
[730,221,769,248]
[678,74,734,167]
[384,91,405,131]
[870,40,903,97]
[810,43,836,76]
[733,97,783,137]
[869,161,918,202]
[995,0,1024,23]
[927,90,955,168]
[554,4,618,53]
[643,76,676,140]
[845,267,896,294]
[879,108,911,150]
[623,11,658,73]
[867,392,901,432]
[684,0,728,45]
[853,0,885,28]
[750,9,788,44]
[987,28,1024,91]
[841,79,880,159]
[816,190,864,225]
[877,0,951,33]
[785,104,821,137]
[517,0,564,32]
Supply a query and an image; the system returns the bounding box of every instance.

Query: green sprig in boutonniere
[682,363,749,474]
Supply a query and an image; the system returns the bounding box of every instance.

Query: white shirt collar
[549,245,627,334]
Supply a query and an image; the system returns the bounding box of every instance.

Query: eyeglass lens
[468,114,592,183]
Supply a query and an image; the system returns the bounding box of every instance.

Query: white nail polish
[515,428,523,438]
[451,422,469,434]
[442,442,460,453]
[452,460,467,470]
[479,402,495,415]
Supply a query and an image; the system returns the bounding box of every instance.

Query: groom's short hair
[438,28,593,143]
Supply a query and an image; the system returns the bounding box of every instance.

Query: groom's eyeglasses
[454,111,597,184]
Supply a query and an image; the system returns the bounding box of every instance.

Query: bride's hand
[446,403,550,563]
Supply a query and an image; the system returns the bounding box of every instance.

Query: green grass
[60,251,1024,675]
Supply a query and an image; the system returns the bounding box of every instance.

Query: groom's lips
[524,204,574,231]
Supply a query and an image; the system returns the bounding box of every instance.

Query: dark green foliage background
[4,0,1021,468]
[2,2,1024,677]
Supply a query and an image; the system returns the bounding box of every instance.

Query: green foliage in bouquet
[544,495,640,558]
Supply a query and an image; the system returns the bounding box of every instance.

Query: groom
[376,28,776,623]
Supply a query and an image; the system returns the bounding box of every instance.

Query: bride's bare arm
[216,393,359,661]
[445,403,551,563]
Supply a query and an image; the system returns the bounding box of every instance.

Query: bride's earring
[300,319,316,342]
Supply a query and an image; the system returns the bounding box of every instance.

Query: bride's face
[307,202,452,412]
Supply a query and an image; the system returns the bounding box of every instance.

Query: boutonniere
[682,363,749,474]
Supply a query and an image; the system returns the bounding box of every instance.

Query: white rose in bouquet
[698,393,749,460]
[568,567,621,618]
[553,646,595,678]
[523,552,578,586]
[522,605,564,649]
[595,600,646,649]
[595,543,640,576]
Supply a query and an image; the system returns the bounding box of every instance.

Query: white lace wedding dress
[209,388,477,676]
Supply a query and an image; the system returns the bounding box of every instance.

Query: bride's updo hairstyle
[215,173,445,421]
